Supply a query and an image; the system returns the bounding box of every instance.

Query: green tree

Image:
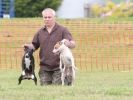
[15,0,62,17]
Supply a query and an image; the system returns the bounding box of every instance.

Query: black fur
[18,47,37,85]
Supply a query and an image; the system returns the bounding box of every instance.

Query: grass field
[0,69,133,100]
[1,18,133,100]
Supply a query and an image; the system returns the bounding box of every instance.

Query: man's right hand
[23,43,35,50]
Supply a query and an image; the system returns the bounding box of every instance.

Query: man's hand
[23,43,35,50]
[62,39,75,49]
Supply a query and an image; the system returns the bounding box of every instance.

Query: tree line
[15,0,62,17]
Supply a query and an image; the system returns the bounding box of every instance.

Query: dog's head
[52,40,65,54]
[24,46,34,58]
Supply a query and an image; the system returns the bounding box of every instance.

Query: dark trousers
[38,69,62,86]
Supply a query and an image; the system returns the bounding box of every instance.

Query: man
[24,8,75,85]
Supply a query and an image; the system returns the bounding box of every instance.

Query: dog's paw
[22,71,25,75]
[31,75,35,79]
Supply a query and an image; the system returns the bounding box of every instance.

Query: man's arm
[63,39,76,49]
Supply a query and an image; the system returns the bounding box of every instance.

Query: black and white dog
[18,47,37,85]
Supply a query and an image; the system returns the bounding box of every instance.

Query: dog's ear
[56,41,62,45]
[24,46,28,52]
[59,41,65,45]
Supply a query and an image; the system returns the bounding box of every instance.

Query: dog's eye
[59,42,62,45]
[54,47,58,49]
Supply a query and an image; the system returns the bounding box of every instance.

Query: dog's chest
[60,54,72,65]
[24,57,31,69]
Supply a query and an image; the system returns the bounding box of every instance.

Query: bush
[91,1,133,17]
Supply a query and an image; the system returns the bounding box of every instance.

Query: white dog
[53,39,76,86]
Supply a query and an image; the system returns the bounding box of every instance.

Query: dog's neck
[59,44,72,57]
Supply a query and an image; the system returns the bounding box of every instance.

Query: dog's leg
[59,59,63,72]
[34,75,37,85]
[22,70,25,76]
[61,66,66,86]
[18,75,23,85]
[30,62,37,85]
[60,60,66,86]
[61,72,64,86]
[31,62,35,75]
[59,59,64,85]
[32,73,37,85]
[31,64,35,80]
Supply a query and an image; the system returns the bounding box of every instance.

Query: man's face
[42,11,55,27]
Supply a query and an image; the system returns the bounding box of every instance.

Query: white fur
[53,39,76,86]
[22,53,31,76]
[31,75,34,79]
[22,71,25,75]
[24,53,31,69]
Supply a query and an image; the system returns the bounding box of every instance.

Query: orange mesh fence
[0,18,133,71]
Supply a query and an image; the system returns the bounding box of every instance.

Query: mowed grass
[0,70,133,100]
